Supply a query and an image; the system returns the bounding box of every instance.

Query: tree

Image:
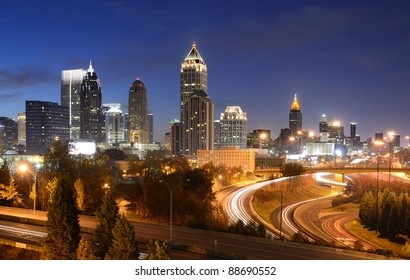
[77,235,97,260]
[0,161,11,185]
[359,191,376,228]
[405,200,410,237]
[0,179,23,207]
[42,178,80,260]
[93,192,119,259]
[105,215,139,260]
[280,163,306,177]
[378,191,395,236]
[388,203,400,239]
[146,239,171,260]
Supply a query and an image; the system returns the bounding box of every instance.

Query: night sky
[1,0,409,144]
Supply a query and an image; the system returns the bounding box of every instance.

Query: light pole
[19,163,37,211]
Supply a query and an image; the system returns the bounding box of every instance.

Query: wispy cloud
[0,91,23,103]
[0,65,58,88]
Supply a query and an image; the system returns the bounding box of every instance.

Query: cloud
[0,91,23,103]
[0,65,58,88]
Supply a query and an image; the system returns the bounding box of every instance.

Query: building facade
[289,94,302,135]
[80,62,104,143]
[197,147,255,172]
[25,101,69,155]
[0,117,17,152]
[61,68,87,141]
[104,103,125,147]
[180,42,213,155]
[17,112,26,146]
[219,106,247,149]
[128,78,149,144]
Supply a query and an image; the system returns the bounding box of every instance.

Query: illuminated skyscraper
[80,61,104,143]
[104,103,124,146]
[61,68,87,141]
[289,94,302,135]
[17,112,26,146]
[128,78,149,144]
[180,42,213,155]
[220,106,247,149]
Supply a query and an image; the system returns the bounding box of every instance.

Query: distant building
[80,62,104,143]
[214,120,220,149]
[25,101,69,155]
[128,78,149,144]
[220,106,247,149]
[247,129,272,149]
[197,147,255,172]
[170,120,182,156]
[289,94,302,135]
[305,143,335,156]
[148,113,154,143]
[61,68,87,141]
[375,132,384,142]
[0,117,17,152]
[104,103,124,147]
[17,112,26,146]
[319,114,328,133]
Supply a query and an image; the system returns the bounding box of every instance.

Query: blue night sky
[0,0,409,144]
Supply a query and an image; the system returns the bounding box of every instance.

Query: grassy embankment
[252,176,332,223]
[0,244,40,260]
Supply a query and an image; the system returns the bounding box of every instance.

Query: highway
[0,206,383,259]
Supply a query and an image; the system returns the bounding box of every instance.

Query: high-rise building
[0,117,17,152]
[375,132,384,142]
[182,90,214,155]
[289,94,302,136]
[214,120,220,149]
[61,68,87,141]
[26,101,69,155]
[247,129,272,149]
[128,78,149,144]
[80,62,104,143]
[180,42,213,155]
[220,106,247,149]
[148,113,154,143]
[170,120,182,156]
[104,103,124,147]
[319,114,328,133]
[17,112,26,146]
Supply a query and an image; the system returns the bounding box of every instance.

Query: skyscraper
[220,106,247,149]
[128,78,149,144]
[148,113,154,143]
[61,68,87,141]
[289,94,302,135]
[80,62,104,143]
[104,103,124,147]
[26,101,69,155]
[0,117,17,152]
[180,42,213,155]
[17,112,26,146]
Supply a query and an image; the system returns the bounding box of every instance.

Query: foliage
[105,215,139,260]
[77,235,98,260]
[0,244,41,260]
[0,161,11,185]
[93,192,119,259]
[227,220,268,238]
[280,163,306,177]
[42,178,80,260]
[42,140,76,184]
[146,239,172,260]
[0,179,24,206]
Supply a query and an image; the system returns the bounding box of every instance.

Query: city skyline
[1,1,410,143]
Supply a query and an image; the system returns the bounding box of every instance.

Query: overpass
[254,165,410,179]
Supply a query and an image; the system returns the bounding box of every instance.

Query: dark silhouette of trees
[93,192,119,259]
[77,235,97,260]
[105,215,139,260]
[146,239,171,260]
[42,178,80,260]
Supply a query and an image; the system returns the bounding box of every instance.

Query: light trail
[0,224,47,238]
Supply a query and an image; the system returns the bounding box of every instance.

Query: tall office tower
[319,114,328,133]
[61,68,87,141]
[180,42,213,155]
[170,120,182,156]
[392,134,400,150]
[350,122,357,139]
[214,120,220,149]
[0,117,18,151]
[220,106,247,149]
[17,112,26,146]
[25,101,69,155]
[289,94,302,136]
[182,90,214,155]
[104,103,124,147]
[128,78,149,144]
[148,113,154,143]
[80,62,104,143]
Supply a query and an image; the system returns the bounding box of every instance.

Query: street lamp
[18,163,37,211]
[374,140,384,234]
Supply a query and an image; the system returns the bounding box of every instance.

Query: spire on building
[88,60,94,73]
[290,94,300,111]
[184,41,204,61]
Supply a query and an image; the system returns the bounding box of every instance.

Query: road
[0,206,383,259]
